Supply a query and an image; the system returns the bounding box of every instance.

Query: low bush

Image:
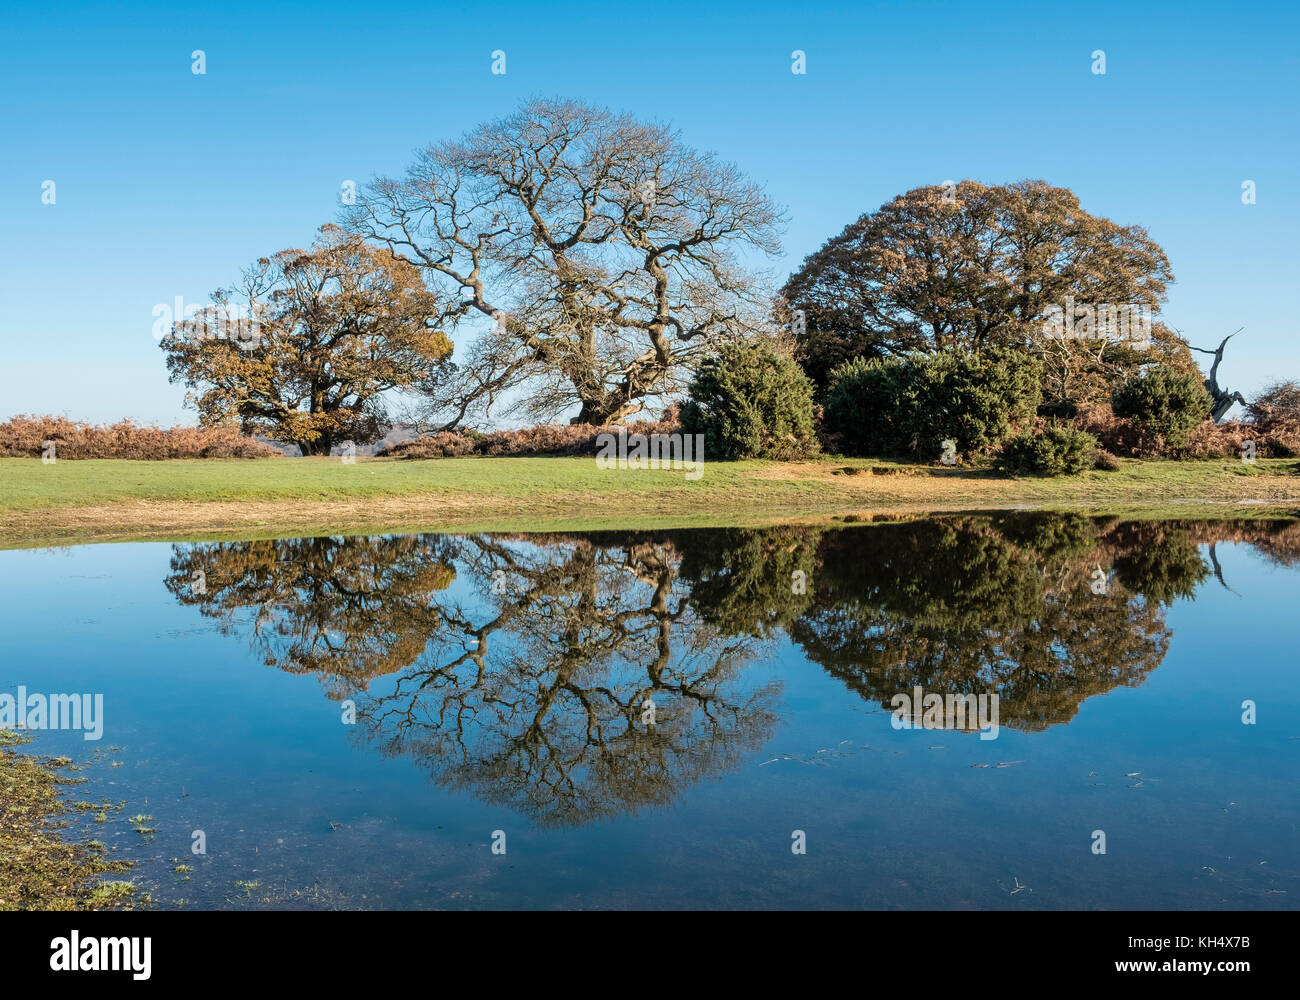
[995,424,1099,477]
[1111,366,1212,448]
[679,341,820,460]
[1093,449,1122,471]
[823,347,1041,460]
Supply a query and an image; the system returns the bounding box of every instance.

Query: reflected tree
[357,534,779,826]
[675,525,824,636]
[167,532,779,827]
[787,516,1205,731]
[163,516,1295,823]
[165,534,458,697]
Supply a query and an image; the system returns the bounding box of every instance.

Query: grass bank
[1,454,1298,547]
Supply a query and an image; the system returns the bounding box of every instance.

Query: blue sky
[1,0,1296,425]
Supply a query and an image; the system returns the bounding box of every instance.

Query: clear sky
[1,0,1296,425]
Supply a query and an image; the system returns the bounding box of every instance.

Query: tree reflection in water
[167,532,780,826]
[164,515,1300,825]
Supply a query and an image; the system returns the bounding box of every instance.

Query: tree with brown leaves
[781,180,1176,395]
[161,224,452,455]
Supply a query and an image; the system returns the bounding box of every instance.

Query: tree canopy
[780,180,1175,394]
[161,224,452,455]
[345,97,784,427]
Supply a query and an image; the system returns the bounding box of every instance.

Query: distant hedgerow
[379,415,681,459]
[0,416,281,459]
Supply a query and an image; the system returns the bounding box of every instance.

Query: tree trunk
[298,434,333,457]
[1192,332,1246,424]
[571,397,643,426]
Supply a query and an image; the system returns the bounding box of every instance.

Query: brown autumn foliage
[380,415,683,459]
[0,415,281,459]
[161,224,452,456]
[1241,381,1300,456]
[1180,419,1293,459]
[1076,403,1176,457]
[1246,380,1300,426]
[781,179,1175,393]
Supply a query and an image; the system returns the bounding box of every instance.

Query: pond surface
[2,514,1297,909]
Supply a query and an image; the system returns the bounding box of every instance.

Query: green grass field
[2,454,1295,508]
[0,455,807,508]
[1,454,1297,546]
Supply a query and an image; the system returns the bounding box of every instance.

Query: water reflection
[167,532,779,826]
[163,515,1300,825]
[791,515,1180,732]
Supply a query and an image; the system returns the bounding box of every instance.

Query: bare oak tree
[345,98,783,427]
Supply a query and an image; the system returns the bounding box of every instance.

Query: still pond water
[2,514,1297,909]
